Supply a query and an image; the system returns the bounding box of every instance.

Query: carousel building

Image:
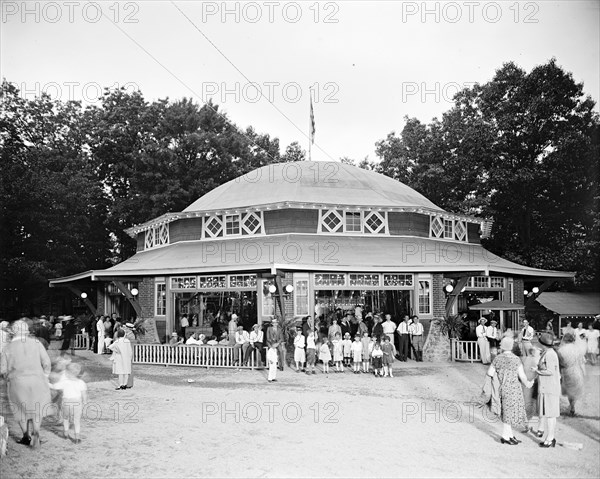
[49,161,573,351]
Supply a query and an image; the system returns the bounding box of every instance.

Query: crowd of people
[482,315,599,447]
[170,311,428,377]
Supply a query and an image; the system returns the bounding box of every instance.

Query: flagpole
[309,87,315,161]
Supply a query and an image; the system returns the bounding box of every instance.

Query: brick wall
[139,277,154,318]
[422,273,451,362]
[282,272,294,317]
[96,284,106,316]
[513,278,525,325]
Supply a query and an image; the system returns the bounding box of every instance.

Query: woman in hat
[486,336,533,445]
[557,333,585,416]
[476,319,491,365]
[0,319,52,448]
[108,329,133,390]
[532,332,561,447]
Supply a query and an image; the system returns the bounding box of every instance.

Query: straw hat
[539,332,554,347]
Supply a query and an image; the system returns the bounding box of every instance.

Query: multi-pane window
[314,273,346,287]
[430,215,468,242]
[418,280,431,314]
[229,274,257,288]
[203,213,264,238]
[294,279,309,316]
[171,276,197,289]
[155,282,166,316]
[144,224,169,249]
[383,274,414,287]
[466,276,506,289]
[345,212,361,232]
[320,209,387,234]
[349,274,380,286]
[225,215,240,235]
[198,275,227,289]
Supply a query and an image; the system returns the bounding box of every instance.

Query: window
[204,215,223,238]
[241,212,262,235]
[466,276,506,289]
[171,276,197,289]
[314,273,346,287]
[418,280,431,314]
[155,282,166,316]
[430,215,468,242]
[262,280,276,316]
[294,276,309,316]
[383,274,413,287]
[198,275,226,289]
[349,274,380,286]
[444,219,453,239]
[144,224,169,249]
[229,274,257,289]
[345,212,361,232]
[320,209,387,234]
[225,215,240,235]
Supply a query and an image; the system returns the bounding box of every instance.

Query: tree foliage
[373,60,599,287]
[0,82,298,316]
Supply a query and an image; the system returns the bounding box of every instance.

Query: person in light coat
[108,329,132,390]
[0,319,51,448]
[96,316,105,354]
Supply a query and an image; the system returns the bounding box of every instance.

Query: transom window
[144,224,169,249]
[171,276,197,289]
[229,274,257,288]
[430,215,468,242]
[349,274,380,286]
[383,274,414,287]
[466,276,506,289]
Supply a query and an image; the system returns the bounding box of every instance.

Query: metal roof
[49,234,574,285]
[184,161,446,212]
[536,292,600,316]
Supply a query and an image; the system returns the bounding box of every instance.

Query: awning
[49,234,575,286]
[536,292,600,316]
[469,300,525,311]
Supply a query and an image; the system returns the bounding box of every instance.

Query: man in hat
[267,317,286,371]
[60,316,77,357]
[476,318,491,364]
[520,319,535,357]
[486,319,500,359]
[169,332,183,347]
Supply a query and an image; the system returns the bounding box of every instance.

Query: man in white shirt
[486,320,500,359]
[245,324,264,366]
[382,314,397,344]
[397,316,410,361]
[520,319,535,356]
[476,318,491,364]
[409,315,424,362]
[185,332,205,346]
[233,326,250,366]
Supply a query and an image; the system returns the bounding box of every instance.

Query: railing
[450,339,481,363]
[133,344,263,369]
[73,334,89,350]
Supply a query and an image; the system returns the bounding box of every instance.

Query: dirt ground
[1,345,598,479]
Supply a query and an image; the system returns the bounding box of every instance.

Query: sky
[1,0,599,163]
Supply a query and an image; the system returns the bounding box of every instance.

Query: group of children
[286,329,397,378]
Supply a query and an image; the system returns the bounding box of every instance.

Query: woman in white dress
[476,319,491,364]
[96,316,105,354]
[108,329,132,390]
[584,323,600,365]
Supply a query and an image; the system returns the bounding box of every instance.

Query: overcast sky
[2,0,599,162]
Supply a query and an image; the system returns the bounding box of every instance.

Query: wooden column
[524,279,555,308]
[445,276,469,317]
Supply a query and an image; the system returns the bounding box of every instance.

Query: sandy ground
[0,345,598,479]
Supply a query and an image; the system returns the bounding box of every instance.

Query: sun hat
[125,322,135,328]
[500,336,514,351]
[539,332,554,347]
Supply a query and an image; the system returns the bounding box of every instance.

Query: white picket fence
[133,343,263,369]
[73,334,89,350]
[450,339,481,363]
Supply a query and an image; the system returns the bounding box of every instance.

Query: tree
[281,141,306,162]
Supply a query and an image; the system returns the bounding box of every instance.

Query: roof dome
[184,161,444,212]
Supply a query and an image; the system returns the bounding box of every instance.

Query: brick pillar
[96,284,105,316]
[513,278,525,325]
[422,273,451,362]
[282,272,294,318]
[138,277,154,318]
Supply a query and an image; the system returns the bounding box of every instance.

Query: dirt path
[1,349,598,478]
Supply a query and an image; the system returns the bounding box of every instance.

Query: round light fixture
[444,284,454,293]
[285,284,294,293]
[523,290,529,296]
[268,285,277,294]
[80,292,87,299]
[131,288,139,296]
[532,287,539,294]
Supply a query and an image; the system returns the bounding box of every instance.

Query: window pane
[418,280,431,314]
[345,212,361,232]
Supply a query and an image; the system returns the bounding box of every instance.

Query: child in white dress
[332,332,344,372]
[342,333,353,368]
[351,336,363,373]
[318,338,332,374]
[267,342,279,382]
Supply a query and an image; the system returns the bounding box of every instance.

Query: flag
[309,95,316,145]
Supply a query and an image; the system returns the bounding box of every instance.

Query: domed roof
[184,161,444,212]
